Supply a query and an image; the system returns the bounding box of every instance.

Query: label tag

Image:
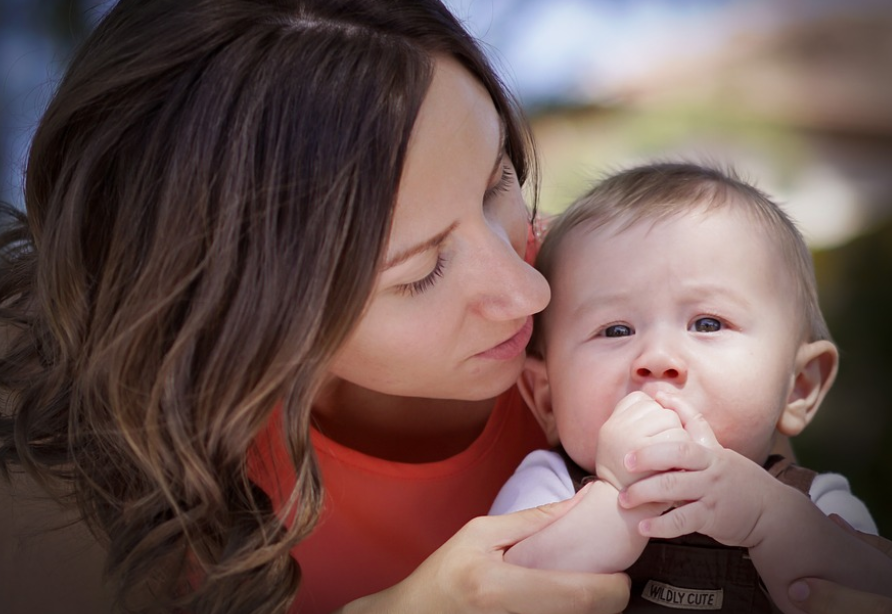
[641,580,724,610]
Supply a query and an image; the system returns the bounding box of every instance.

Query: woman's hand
[788,578,892,614]
[341,492,631,614]
[788,517,892,614]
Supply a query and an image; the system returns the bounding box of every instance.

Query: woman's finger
[788,578,892,614]
[480,484,593,550]
[461,492,632,614]
[486,565,631,614]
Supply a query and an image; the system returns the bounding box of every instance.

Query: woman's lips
[475,316,534,360]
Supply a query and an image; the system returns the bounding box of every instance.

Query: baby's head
[522,162,838,468]
[532,162,831,354]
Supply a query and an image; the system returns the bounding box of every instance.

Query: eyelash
[395,253,448,297]
[484,165,514,201]
[393,166,512,298]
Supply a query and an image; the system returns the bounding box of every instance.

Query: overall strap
[554,445,596,492]
[764,454,817,495]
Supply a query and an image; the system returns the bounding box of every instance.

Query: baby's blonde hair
[531,162,830,355]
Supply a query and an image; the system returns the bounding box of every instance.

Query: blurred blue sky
[0,0,116,206]
[1,0,889,207]
[442,0,888,107]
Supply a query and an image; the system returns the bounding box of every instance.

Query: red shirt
[248,385,546,613]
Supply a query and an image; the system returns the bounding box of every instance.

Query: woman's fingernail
[789,580,810,602]
[624,452,637,471]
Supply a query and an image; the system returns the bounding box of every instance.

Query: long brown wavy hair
[0,0,535,612]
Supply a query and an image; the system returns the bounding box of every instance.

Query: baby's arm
[620,394,892,614]
[495,392,686,573]
[503,477,660,573]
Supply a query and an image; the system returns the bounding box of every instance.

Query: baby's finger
[637,501,708,539]
[619,468,707,510]
[612,390,655,416]
[682,412,720,449]
[625,440,711,476]
[655,392,719,449]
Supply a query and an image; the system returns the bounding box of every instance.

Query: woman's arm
[787,518,892,614]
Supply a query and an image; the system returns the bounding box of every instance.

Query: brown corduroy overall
[557,450,816,613]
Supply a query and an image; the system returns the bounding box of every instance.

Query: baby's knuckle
[676,441,696,460]
[659,471,679,493]
[670,508,689,533]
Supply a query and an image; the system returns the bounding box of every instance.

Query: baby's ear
[518,355,560,445]
[778,340,839,437]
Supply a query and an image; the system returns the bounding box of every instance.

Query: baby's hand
[623,443,775,547]
[619,394,772,548]
[596,391,691,490]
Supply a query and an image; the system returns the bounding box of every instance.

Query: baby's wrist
[595,462,632,491]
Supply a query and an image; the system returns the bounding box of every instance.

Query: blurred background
[2,0,890,539]
[441,0,892,538]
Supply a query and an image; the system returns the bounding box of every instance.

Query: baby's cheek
[709,419,764,461]
[565,421,606,474]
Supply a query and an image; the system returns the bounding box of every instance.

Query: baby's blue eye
[604,324,633,337]
[693,317,722,333]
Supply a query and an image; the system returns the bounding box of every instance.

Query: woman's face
[328,56,550,401]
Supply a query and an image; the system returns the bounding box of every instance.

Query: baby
[491,162,889,613]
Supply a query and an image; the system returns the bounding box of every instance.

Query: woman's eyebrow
[383,221,459,270]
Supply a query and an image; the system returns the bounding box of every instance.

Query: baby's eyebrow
[382,221,458,271]
[571,293,628,318]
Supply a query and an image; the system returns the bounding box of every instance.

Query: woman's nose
[470,231,550,322]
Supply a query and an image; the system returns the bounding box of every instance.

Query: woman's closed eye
[484,164,514,203]
[395,253,449,297]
